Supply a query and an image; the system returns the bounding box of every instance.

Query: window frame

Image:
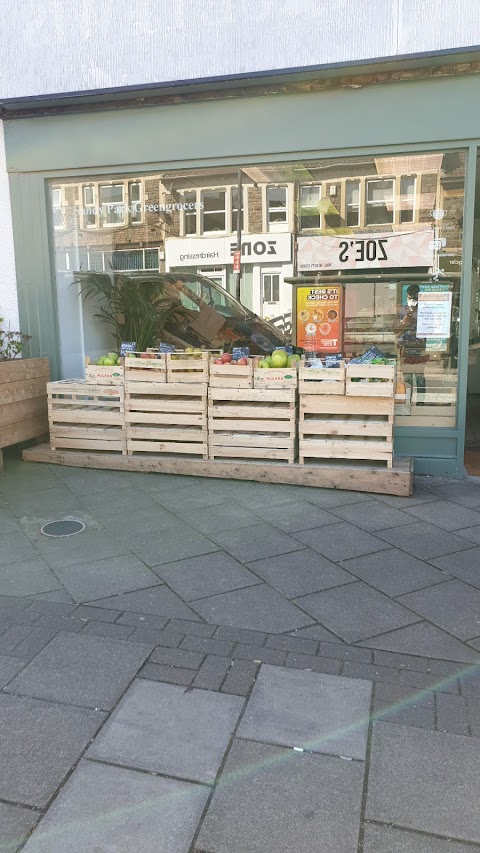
[365,177,396,226]
[266,185,289,232]
[299,184,322,231]
[99,183,126,228]
[346,180,361,227]
[51,186,64,230]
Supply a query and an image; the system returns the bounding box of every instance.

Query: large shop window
[49,150,465,432]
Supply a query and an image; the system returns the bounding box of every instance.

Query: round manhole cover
[40,520,85,538]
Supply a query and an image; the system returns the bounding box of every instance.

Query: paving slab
[0,654,26,687]
[185,502,259,534]
[87,679,243,783]
[103,505,183,539]
[295,581,418,644]
[431,547,480,588]
[81,486,154,517]
[0,512,22,536]
[33,528,129,570]
[192,583,313,633]
[329,501,415,532]
[254,500,341,533]
[209,523,304,563]
[30,588,75,603]
[0,802,38,853]
[88,584,201,620]
[0,558,61,597]
[363,823,480,852]
[431,481,480,508]
[196,739,364,853]
[7,486,84,517]
[340,549,450,597]
[6,632,150,710]
[0,692,104,807]
[51,554,159,602]
[398,580,480,641]
[366,722,480,843]
[155,551,259,601]
[455,525,480,545]
[153,481,231,511]
[298,488,373,508]
[237,664,371,759]
[402,499,480,531]
[375,522,475,559]
[357,621,480,663]
[130,526,219,567]
[0,532,39,566]
[246,549,355,598]
[21,760,209,853]
[294,522,389,562]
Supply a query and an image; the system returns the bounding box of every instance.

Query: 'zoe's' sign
[297,230,434,271]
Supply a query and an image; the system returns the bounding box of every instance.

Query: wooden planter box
[0,357,50,469]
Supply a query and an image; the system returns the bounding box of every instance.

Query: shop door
[199,267,226,289]
[261,271,282,320]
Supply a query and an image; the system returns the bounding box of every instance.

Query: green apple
[257,359,271,369]
[107,352,118,363]
[103,357,115,366]
[271,350,288,368]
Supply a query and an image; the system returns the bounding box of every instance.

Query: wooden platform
[22,443,413,496]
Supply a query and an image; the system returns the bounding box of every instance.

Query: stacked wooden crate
[299,361,395,467]
[47,380,126,454]
[208,387,297,464]
[125,353,208,458]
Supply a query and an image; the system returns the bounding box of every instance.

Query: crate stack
[125,354,208,458]
[47,380,126,454]
[299,361,395,468]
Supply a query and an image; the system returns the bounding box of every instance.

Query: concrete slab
[238,664,372,760]
[87,679,243,784]
[22,760,209,853]
[192,584,313,633]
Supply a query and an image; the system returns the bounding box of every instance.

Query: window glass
[129,183,142,223]
[300,185,321,229]
[366,179,395,224]
[267,186,287,228]
[346,181,360,226]
[51,188,63,228]
[400,175,416,223]
[100,184,124,226]
[231,186,244,232]
[184,191,197,235]
[202,190,226,232]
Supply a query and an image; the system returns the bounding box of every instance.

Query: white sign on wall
[165,233,292,268]
[297,230,434,271]
[416,291,452,339]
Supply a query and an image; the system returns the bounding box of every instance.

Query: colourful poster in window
[296,286,343,352]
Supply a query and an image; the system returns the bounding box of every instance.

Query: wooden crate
[208,387,297,464]
[124,353,166,384]
[253,362,298,390]
[345,363,395,397]
[48,381,126,454]
[166,352,209,384]
[299,362,345,395]
[126,382,208,458]
[299,394,394,467]
[209,359,254,389]
[0,357,50,469]
[84,356,124,386]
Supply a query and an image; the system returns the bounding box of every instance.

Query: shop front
[3,62,480,476]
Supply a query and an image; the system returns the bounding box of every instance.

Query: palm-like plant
[74,272,189,353]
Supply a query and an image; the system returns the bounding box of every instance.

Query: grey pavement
[1,451,480,849]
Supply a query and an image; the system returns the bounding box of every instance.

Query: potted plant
[0,317,50,470]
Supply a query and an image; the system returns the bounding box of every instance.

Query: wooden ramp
[23,443,413,497]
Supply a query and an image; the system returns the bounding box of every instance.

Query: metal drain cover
[40,520,85,538]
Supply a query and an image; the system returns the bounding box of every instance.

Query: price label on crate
[232,347,250,360]
[158,342,176,353]
[120,342,136,356]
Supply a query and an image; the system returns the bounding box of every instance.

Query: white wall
[0,0,479,99]
[0,124,18,332]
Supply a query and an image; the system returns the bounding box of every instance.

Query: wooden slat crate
[209,359,254,389]
[126,382,208,457]
[84,357,124,386]
[253,362,298,389]
[299,362,345,395]
[208,387,297,464]
[48,381,126,454]
[345,363,395,397]
[166,352,209,384]
[124,353,166,384]
[299,394,394,467]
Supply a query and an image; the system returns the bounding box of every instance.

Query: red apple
[238,357,248,365]
[221,353,232,363]
[139,352,150,359]
[214,358,223,365]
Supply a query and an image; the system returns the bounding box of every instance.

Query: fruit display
[94,352,120,366]
[213,353,249,366]
[257,351,300,369]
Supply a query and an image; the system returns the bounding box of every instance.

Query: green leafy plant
[74,272,190,353]
[0,317,31,361]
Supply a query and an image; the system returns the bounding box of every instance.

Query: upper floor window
[231,186,244,232]
[83,186,96,227]
[184,191,197,235]
[400,175,416,223]
[51,187,64,229]
[346,181,360,227]
[129,182,142,224]
[267,186,288,231]
[300,185,321,230]
[202,190,226,233]
[100,184,124,227]
[366,178,395,225]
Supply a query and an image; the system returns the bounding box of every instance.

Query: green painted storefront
[3,62,480,477]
